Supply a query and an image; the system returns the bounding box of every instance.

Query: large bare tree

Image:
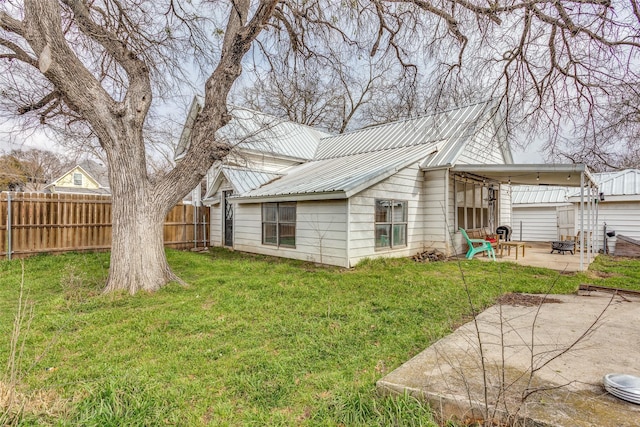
[1,0,277,293]
[1,0,639,293]
[235,51,418,133]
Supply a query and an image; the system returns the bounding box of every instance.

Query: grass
[0,249,639,426]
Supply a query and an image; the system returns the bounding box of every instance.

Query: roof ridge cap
[313,141,440,161]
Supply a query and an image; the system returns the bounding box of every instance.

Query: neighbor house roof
[232,100,504,202]
[512,169,640,204]
[77,160,109,187]
[511,185,570,205]
[574,169,640,197]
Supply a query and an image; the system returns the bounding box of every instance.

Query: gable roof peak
[315,99,499,161]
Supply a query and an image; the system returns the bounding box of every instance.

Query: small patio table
[499,241,526,260]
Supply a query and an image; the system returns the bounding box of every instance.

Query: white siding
[233,200,349,266]
[348,163,425,266]
[423,169,450,254]
[211,204,222,246]
[456,125,505,165]
[594,202,640,254]
[512,206,568,241]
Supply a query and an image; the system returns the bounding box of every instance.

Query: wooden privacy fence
[0,192,209,260]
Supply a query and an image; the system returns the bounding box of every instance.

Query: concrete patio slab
[477,241,596,273]
[377,291,640,426]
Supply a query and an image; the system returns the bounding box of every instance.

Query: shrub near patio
[1,249,638,425]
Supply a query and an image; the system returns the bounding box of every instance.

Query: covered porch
[450,164,599,271]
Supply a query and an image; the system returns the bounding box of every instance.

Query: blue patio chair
[459,227,496,260]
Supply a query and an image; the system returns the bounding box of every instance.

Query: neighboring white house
[177,97,598,267]
[45,160,110,195]
[512,169,640,253]
[511,186,574,242]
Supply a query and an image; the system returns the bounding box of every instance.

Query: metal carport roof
[445,163,598,187]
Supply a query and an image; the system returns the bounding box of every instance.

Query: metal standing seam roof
[571,169,640,197]
[512,169,640,204]
[222,167,283,195]
[314,101,493,160]
[175,97,329,162]
[233,144,436,200]
[231,101,500,200]
[511,185,570,204]
[216,107,329,161]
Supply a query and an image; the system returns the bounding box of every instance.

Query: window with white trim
[262,202,296,247]
[73,172,83,186]
[375,199,407,248]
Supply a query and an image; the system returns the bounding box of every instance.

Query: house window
[375,199,407,248]
[73,172,83,186]
[262,202,296,247]
[454,177,498,230]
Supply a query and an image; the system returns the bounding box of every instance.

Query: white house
[512,169,640,253]
[178,97,598,267]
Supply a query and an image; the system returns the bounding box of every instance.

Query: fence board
[0,192,209,259]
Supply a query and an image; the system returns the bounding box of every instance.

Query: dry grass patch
[1,380,69,423]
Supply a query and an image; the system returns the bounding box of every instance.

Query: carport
[449,163,599,271]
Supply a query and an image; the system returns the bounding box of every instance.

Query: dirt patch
[496,292,563,307]
[587,270,622,279]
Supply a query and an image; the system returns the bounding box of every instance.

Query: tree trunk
[103,197,178,294]
[102,137,179,294]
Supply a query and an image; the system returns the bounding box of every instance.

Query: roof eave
[232,191,347,204]
[444,164,598,187]
[568,194,640,203]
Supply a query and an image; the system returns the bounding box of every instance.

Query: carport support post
[591,184,595,261]
[580,173,584,271]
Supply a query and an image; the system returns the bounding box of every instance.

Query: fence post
[194,205,198,248]
[7,192,12,260]
[202,214,207,247]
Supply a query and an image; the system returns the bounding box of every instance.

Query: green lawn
[1,249,638,426]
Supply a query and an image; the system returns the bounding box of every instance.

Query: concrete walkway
[377,291,640,426]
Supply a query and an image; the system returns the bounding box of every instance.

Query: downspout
[346,198,351,268]
[444,168,451,255]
